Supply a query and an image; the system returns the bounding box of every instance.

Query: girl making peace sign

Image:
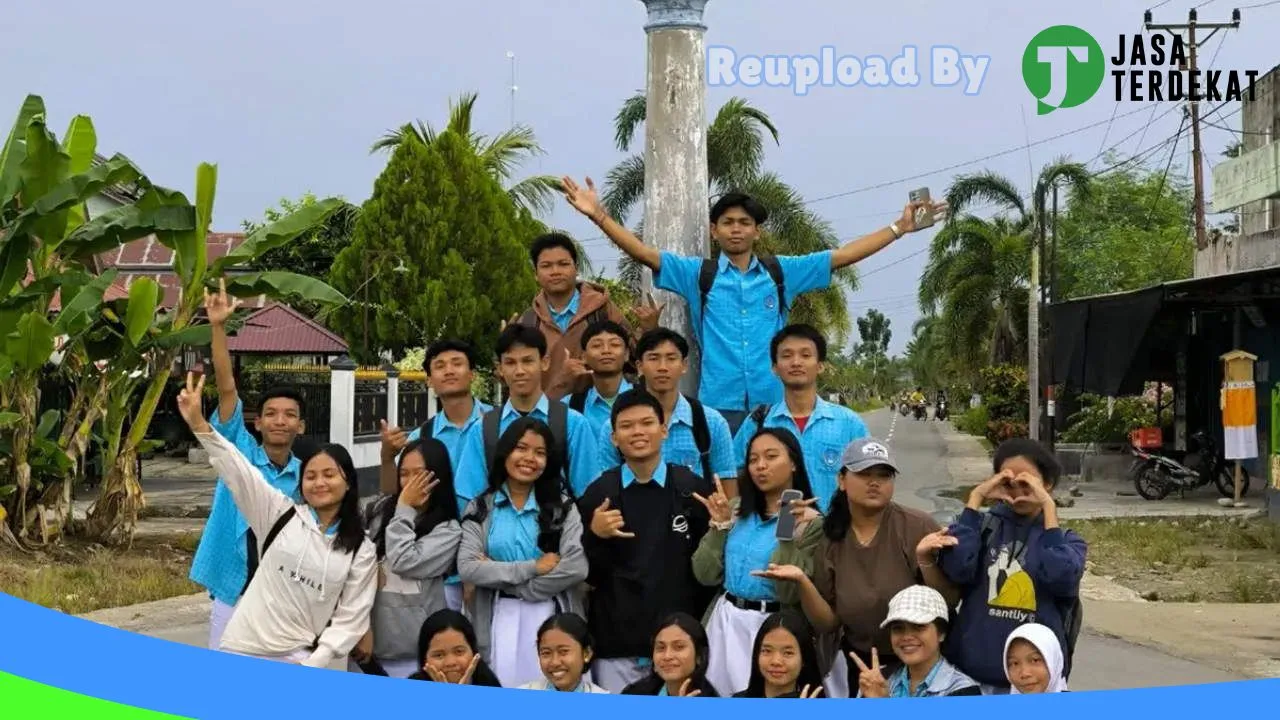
[174,373,376,667]
[852,586,979,698]
[691,428,822,696]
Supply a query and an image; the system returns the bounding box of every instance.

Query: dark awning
[1049,264,1280,395]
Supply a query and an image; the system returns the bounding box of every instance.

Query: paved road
[858,408,1246,691]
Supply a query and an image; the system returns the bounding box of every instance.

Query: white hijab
[1004,624,1069,694]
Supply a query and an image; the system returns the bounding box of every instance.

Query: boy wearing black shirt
[578,390,714,693]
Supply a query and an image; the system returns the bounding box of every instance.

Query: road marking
[887,409,897,445]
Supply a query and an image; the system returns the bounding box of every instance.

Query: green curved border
[0,671,192,719]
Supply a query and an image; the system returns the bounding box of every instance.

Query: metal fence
[240,364,332,445]
[398,380,435,431]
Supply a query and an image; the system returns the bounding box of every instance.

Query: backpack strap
[749,403,771,431]
[482,409,502,475]
[697,259,717,320]
[519,308,540,329]
[685,395,714,482]
[757,255,787,316]
[417,415,435,442]
[547,400,572,497]
[241,507,298,596]
[568,390,589,413]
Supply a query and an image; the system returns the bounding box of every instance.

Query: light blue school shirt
[732,397,869,513]
[621,460,668,488]
[566,378,633,439]
[724,512,781,602]
[654,251,832,413]
[486,486,541,562]
[549,289,581,333]
[188,398,302,606]
[890,658,944,698]
[597,395,736,480]
[455,395,600,502]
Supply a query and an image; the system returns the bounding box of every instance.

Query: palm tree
[922,158,1091,375]
[601,94,857,346]
[373,93,563,218]
[919,215,1030,371]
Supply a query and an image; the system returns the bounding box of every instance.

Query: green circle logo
[1022,25,1106,115]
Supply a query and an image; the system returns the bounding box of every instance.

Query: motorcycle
[913,402,927,421]
[899,403,910,417]
[1129,429,1251,500]
[935,400,949,421]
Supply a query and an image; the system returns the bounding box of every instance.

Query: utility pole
[1145,8,1240,250]
[1029,207,1042,440]
[1047,181,1059,451]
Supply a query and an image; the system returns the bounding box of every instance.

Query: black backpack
[567,390,590,413]
[980,512,1083,680]
[482,402,572,495]
[698,255,786,319]
[684,396,714,482]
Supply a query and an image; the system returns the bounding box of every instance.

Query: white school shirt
[196,428,378,668]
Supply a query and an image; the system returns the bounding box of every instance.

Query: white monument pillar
[639,0,711,395]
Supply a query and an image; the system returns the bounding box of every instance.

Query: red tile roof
[24,264,131,312]
[225,302,348,355]
[96,233,268,309]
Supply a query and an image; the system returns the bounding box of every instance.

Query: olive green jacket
[690,499,825,624]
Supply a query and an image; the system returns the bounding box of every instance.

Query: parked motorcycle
[1129,429,1251,500]
[913,403,927,421]
[935,400,949,421]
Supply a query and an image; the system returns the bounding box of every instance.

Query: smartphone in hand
[775,489,805,541]
[909,187,935,229]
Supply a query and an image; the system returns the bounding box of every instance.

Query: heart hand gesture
[692,475,733,525]
[850,648,890,698]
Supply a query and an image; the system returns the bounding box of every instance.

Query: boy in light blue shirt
[562,319,633,435]
[732,324,869,512]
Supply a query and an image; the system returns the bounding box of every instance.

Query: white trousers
[825,651,850,698]
[489,596,556,688]
[704,596,767,697]
[209,598,236,650]
[593,658,649,694]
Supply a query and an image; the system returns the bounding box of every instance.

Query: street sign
[1212,142,1280,211]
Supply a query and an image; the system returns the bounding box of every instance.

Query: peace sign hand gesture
[692,475,733,525]
[798,684,825,699]
[850,648,890,698]
[676,678,702,697]
[177,372,211,434]
[634,292,665,331]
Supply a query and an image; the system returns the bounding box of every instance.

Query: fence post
[427,386,438,419]
[329,355,357,448]
[384,362,399,430]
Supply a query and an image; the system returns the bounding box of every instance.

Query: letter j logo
[1022,25,1105,114]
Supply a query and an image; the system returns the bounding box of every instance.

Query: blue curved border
[1,591,1274,718]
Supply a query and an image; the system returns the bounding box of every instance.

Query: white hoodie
[196,428,377,668]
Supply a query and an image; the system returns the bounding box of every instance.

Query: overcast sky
[6,0,1276,354]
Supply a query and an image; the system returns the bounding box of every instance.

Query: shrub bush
[978,365,1028,423]
[1060,392,1168,444]
[955,405,989,436]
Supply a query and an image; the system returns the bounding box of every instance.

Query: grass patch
[1069,517,1280,603]
[0,532,202,614]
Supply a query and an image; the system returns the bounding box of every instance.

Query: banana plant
[82,163,346,543]
[0,95,197,546]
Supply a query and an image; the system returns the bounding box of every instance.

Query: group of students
[181,187,1086,697]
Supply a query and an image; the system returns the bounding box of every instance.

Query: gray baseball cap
[840,437,899,474]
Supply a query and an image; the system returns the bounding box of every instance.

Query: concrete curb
[76,592,209,634]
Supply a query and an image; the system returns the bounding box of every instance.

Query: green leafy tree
[0,96,197,545]
[329,130,540,365]
[1054,159,1193,300]
[372,93,562,218]
[919,215,1029,372]
[602,95,857,346]
[242,193,359,316]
